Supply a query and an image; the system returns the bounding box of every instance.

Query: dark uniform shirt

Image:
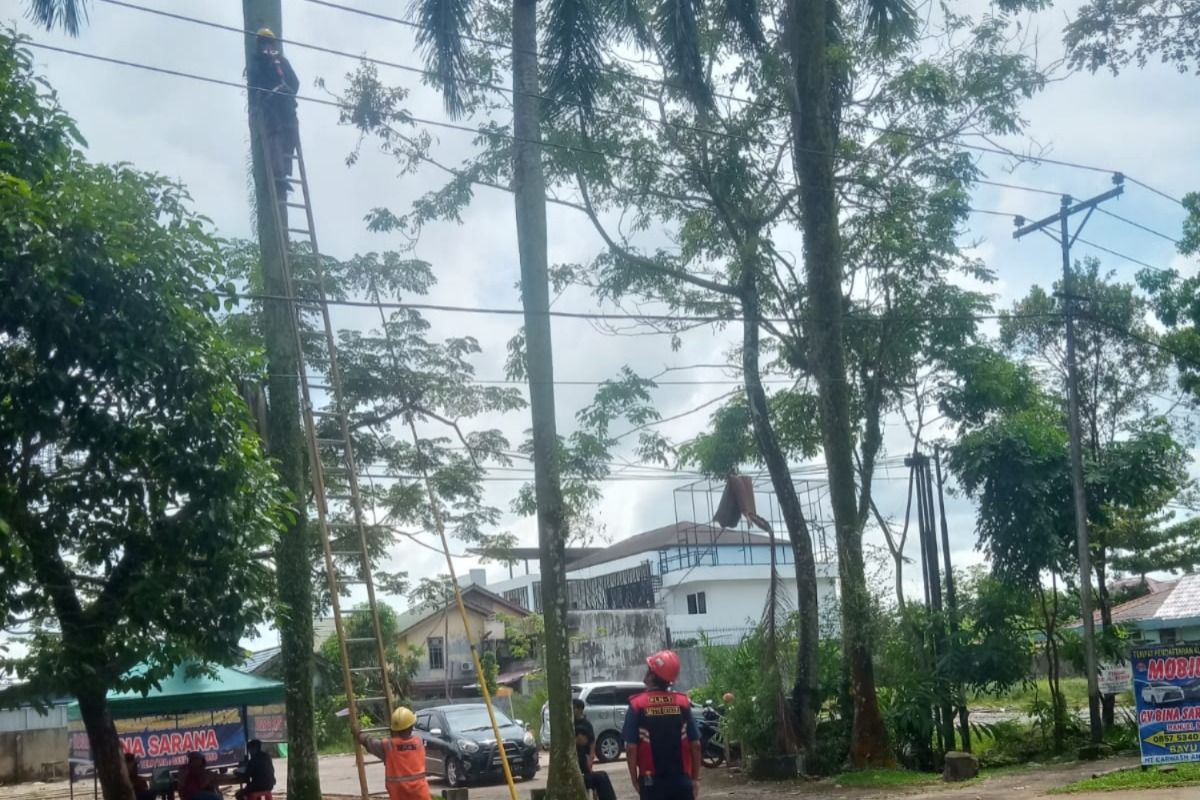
[574,717,595,774]
[621,691,699,781]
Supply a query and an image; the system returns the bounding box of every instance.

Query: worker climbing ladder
[257,120,394,800]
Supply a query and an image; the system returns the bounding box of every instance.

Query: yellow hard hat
[391,707,417,731]
[256,27,276,38]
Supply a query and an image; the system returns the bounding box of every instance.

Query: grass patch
[969,678,1133,710]
[833,768,940,788]
[1050,763,1200,793]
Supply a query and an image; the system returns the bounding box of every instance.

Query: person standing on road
[358,707,431,800]
[574,698,618,800]
[623,650,702,800]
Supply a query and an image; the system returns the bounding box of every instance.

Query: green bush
[510,682,549,739]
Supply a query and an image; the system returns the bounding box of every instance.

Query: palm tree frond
[654,0,714,111]
[720,0,765,50]
[860,0,917,51]
[407,0,474,117]
[544,0,605,121]
[598,0,653,49]
[26,0,88,35]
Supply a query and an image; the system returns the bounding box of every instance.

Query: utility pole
[1013,174,1124,745]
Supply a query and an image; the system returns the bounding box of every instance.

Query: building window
[1160,628,1178,645]
[427,637,445,670]
[686,592,707,615]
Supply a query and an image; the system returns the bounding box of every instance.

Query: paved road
[313,751,634,799]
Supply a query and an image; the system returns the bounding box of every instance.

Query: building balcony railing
[657,545,796,574]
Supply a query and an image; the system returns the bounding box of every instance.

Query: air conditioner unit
[460,661,475,673]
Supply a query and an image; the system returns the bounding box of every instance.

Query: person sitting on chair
[177,753,221,800]
[235,740,275,800]
[574,699,617,800]
[125,753,155,800]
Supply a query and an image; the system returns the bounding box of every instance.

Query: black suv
[416,703,539,787]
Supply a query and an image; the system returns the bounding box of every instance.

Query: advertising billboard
[1131,643,1200,765]
[68,707,246,775]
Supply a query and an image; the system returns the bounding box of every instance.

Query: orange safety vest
[382,736,430,800]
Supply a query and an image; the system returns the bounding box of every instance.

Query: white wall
[663,576,839,641]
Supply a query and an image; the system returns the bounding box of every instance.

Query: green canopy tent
[67,662,286,799]
[66,662,285,720]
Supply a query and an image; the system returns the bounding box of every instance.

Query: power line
[91,0,1173,203]
[28,36,1120,253]
[295,0,1175,193]
[1095,206,1182,245]
[1073,236,1167,274]
[231,289,1062,325]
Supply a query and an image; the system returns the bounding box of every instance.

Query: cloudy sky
[6,0,1198,649]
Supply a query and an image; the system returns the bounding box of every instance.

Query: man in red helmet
[622,649,701,800]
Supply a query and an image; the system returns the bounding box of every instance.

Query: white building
[486,522,839,643]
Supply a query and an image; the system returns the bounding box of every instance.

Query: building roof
[240,647,282,675]
[568,521,776,571]
[1087,576,1200,629]
[470,546,605,565]
[394,584,529,636]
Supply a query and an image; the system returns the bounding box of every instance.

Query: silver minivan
[539,681,645,762]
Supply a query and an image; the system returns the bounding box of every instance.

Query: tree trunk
[511,0,585,796]
[1095,557,1115,729]
[77,687,134,800]
[741,275,819,766]
[784,0,890,768]
[241,5,321,800]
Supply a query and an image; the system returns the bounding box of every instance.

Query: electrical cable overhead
[228,289,1064,325]
[1095,206,1182,245]
[87,0,1178,205]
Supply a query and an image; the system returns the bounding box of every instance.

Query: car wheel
[521,762,538,781]
[445,756,467,788]
[596,731,622,763]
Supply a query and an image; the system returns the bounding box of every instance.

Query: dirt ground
[5,754,1194,800]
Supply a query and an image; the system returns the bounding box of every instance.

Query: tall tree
[24,3,325,793]
[0,31,283,800]
[998,262,1190,724]
[336,0,1042,765]
[237,4,322,798]
[399,0,586,790]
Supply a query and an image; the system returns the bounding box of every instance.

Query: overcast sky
[5,0,1198,651]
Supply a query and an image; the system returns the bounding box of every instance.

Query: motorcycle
[698,701,726,768]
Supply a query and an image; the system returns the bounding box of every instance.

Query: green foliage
[0,29,283,704]
[832,768,937,787]
[500,612,544,661]
[317,603,422,712]
[1052,763,1200,794]
[1065,0,1200,75]
[480,650,499,695]
[220,236,526,604]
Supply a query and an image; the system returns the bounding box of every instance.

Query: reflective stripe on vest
[382,736,426,785]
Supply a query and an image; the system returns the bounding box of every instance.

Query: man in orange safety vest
[359,707,431,800]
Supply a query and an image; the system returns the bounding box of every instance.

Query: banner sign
[1132,643,1200,765]
[1100,663,1132,695]
[247,704,288,743]
[69,707,246,774]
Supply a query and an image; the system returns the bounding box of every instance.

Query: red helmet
[645,649,681,683]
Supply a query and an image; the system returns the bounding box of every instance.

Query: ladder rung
[288,228,312,236]
[316,438,346,447]
[326,521,364,528]
[353,696,388,703]
[350,666,385,673]
[328,551,365,558]
[285,202,307,209]
[360,727,390,735]
[344,637,380,644]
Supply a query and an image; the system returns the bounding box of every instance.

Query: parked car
[415,703,539,787]
[539,682,645,762]
[1141,681,1185,706]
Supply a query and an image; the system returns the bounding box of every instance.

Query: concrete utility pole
[1012,174,1125,745]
